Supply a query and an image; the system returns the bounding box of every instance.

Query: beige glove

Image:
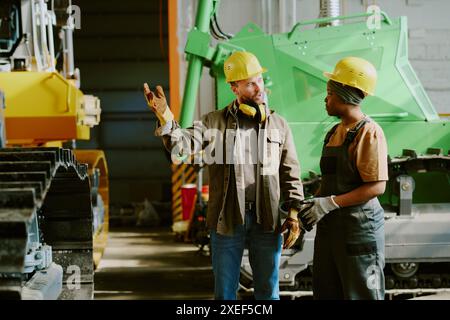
[143,83,174,126]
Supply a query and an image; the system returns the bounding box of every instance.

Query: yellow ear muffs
[238,102,266,123]
[258,104,266,122]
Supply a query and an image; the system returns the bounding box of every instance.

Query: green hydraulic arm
[179,0,217,128]
[179,0,245,127]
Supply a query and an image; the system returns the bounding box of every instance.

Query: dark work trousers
[313,119,386,300]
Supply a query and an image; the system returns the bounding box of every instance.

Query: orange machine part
[6,116,77,145]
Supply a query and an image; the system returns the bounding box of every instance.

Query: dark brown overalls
[313,118,385,300]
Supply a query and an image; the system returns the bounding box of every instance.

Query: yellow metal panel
[73,150,109,269]
[76,125,90,140]
[43,141,63,147]
[0,72,79,116]
[0,72,93,144]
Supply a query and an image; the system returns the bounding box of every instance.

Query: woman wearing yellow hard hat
[300,56,388,300]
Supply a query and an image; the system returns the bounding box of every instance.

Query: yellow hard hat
[224,51,267,83]
[323,57,377,96]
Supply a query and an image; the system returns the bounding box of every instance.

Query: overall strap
[343,118,369,145]
[323,124,340,146]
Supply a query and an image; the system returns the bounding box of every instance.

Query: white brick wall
[408,25,450,114]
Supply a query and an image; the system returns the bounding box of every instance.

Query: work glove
[143,83,174,126]
[280,208,303,249]
[301,196,340,229]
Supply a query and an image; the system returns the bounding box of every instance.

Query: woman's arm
[334,181,386,208]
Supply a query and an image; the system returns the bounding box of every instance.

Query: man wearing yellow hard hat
[144,51,304,300]
[301,57,388,299]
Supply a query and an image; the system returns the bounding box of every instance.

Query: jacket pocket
[266,132,282,145]
[262,132,282,176]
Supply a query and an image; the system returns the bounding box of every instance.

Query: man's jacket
[155,101,304,235]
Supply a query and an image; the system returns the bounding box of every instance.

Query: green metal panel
[210,15,449,179]
[181,8,449,204]
[216,17,440,122]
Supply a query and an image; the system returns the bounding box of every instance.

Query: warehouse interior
[0,0,449,301]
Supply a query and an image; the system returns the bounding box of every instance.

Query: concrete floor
[410,291,450,300]
[93,226,450,300]
[94,227,214,300]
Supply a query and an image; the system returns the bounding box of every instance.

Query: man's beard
[242,94,263,105]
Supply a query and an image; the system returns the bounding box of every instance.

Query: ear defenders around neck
[238,101,266,123]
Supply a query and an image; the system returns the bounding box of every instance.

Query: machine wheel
[391,263,419,278]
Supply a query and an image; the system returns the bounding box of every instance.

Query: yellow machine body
[0,71,91,146]
[0,71,109,269]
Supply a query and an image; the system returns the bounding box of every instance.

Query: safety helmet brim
[323,71,374,96]
[226,67,268,83]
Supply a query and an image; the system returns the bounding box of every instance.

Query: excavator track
[0,147,94,299]
[273,263,450,300]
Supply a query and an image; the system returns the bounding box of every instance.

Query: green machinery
[180,0,450,294]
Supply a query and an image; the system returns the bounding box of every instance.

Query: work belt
[245,201,256,212]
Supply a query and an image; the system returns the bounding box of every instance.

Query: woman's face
[325,82,345,117]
